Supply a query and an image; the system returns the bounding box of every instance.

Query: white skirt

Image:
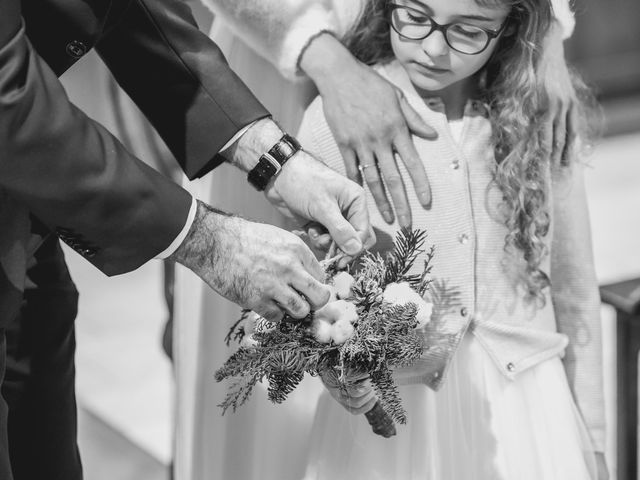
[303,333,597,480]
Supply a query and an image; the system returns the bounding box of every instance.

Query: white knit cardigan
[296,60,605,452]
[202,0,575,79]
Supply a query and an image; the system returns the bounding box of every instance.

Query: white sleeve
[201,0,363,80]
[551,0,575,39]
[155,196,198,259]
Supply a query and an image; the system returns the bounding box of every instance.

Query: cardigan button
[450,161,460,170]
[460,307,468,317]
[507,362,515,372]
[458,233,469,244]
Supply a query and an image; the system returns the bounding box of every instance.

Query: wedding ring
[359,163,377,172]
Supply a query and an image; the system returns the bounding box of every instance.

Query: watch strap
[247,134,301,191]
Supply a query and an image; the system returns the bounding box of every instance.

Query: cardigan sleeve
[549,162,606,452]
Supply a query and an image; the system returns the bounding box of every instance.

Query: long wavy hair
[344,0,596,302]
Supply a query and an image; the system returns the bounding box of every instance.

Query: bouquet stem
[365,400,397,438]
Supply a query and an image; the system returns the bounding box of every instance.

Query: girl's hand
[539,19,579,165]
[300,33,438,230]
[595,452,609,480]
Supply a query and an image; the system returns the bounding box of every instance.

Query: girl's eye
[450,24,484,39]
[407,12,429,23]
[398,8,430,24]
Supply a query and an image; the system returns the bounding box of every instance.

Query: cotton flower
[315,300,359,325]
[332,271,355,300]
[331,318,355,344]
[240,334,259,348]
[311,318,333,344]
[383,282,433,328]
[243,311,261,335]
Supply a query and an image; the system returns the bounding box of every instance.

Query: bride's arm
[200,0,358,80]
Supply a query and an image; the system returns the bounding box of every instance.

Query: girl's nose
[421,30,449,57]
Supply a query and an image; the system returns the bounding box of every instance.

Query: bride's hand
[300,33,438,230]
[169,201,331,323]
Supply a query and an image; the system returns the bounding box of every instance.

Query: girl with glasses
[296,0,607,478]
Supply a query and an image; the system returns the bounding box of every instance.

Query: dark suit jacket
[0,4,267,476]
[0,0,269,318]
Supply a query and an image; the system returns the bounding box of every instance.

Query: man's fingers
[376,148,412,229]
[312,200,365,256]
[273,285,311,319]
[394,133,431,208]
[358,150,394,224]
[290,272,331,310]
[397,91,438,140]
[256,301,285,323]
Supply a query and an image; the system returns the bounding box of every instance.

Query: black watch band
[247,134,302,191]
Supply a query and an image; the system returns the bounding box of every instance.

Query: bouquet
[215,229,435,437]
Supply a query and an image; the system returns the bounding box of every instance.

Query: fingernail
[398,215,411,228]
[419,192,432,208]
[309,229,318,239]
[344,239,362,255]
[382,210,393,224]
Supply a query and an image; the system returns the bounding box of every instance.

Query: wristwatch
[247,134,302,191]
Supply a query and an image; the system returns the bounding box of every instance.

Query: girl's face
[390,0,510,95]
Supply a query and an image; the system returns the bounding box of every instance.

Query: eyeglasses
[387,3,508,55]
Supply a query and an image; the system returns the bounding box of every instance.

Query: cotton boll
[327,284,339,302]
[332,272,355,299]
[240,334,259,348]
[331,318,355,344]
[243,311,261,335]
[414,300,434,328]
[382,282,415,304]
[315,300,358,325]
[312,318,333,344]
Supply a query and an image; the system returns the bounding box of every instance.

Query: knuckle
[385,174,403,188]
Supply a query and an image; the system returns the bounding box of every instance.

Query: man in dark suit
[0,0,374,478]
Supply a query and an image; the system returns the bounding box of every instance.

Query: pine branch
[370,366,407,424]
[224,309,251,346]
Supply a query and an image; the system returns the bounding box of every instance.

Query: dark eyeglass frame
[386,3,509,55]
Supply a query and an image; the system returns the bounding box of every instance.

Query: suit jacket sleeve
[0,4,192,276]
[96,0,270,179]
[550,162,605,452]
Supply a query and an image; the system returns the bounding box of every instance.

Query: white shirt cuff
[155,196,198,259]
[220,120,259,153]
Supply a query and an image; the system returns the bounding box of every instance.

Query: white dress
[303,335,596,480]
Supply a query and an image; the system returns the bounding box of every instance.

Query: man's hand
[265,151,376,266]
[300,33,437,229]
[169,201,331,322]
[539,19,579,165]
[223,118,375,262]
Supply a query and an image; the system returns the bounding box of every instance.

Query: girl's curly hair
[344,0,598,303]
